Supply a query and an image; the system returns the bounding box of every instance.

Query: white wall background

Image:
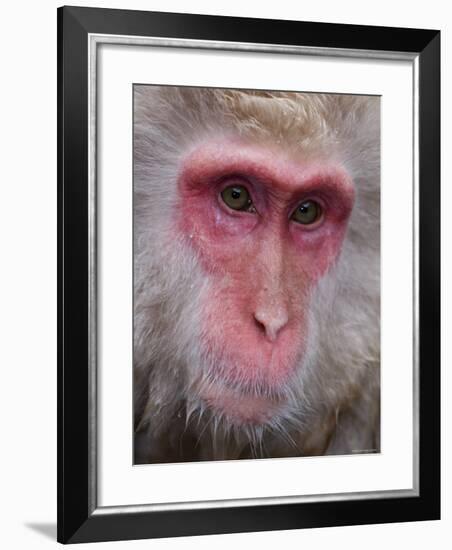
[0,0,449,548]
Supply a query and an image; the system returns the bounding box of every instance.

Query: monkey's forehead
[134,85,379,151]
[180,137,354,200]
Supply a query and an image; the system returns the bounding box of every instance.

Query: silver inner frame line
[88,33,420,516]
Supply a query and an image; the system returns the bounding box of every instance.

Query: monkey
[133,85,380,463]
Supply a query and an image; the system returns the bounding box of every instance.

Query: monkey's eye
[221,185,253,211]
[291,200,322,225]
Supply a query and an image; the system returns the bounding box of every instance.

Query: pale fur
[133,86,380,462]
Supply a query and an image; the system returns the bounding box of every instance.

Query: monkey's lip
[200,384,282,425]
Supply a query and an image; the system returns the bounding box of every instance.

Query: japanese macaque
[133,86,380,463]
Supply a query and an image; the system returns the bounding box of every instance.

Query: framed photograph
[57,5,440,544]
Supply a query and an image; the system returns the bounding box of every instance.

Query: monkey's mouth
[199,383,283,425]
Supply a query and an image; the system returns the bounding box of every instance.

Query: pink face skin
[177,140,355,424]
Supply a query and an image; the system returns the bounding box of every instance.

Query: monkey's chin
[200,385,283,426]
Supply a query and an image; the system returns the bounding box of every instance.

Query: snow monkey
[133,86,380,463]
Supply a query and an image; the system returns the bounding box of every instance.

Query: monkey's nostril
[254,317,267,335]
[253,309,289,342]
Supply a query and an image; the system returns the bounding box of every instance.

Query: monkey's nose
[254,307,289,342]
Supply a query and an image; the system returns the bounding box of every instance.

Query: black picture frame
[57,5,440,544]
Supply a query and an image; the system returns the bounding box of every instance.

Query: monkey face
[133,87,380,461]
[177,139,355,424]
